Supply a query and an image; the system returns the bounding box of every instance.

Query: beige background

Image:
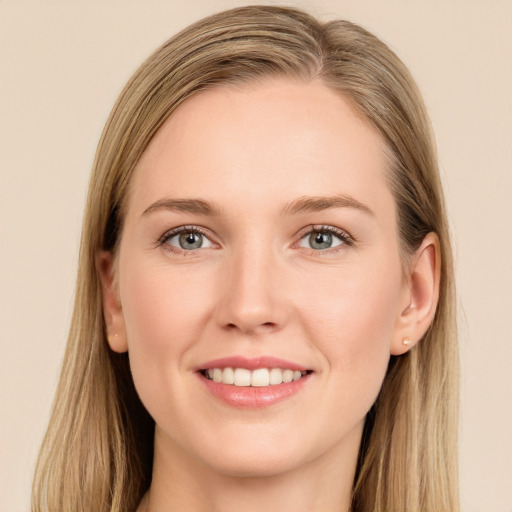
[1,1,511,511]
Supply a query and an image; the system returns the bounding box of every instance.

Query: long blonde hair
[32,6,458,511]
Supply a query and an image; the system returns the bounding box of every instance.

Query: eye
[161,227,214,251]
[298,226,351,251]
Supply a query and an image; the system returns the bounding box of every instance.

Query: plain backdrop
[1,1,511,511]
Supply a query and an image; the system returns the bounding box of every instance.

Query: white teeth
[222,367,234,385]
[213,368,223,383]
[282,369,294,383]
[204,367,308,387]
[269,368,283,385]
[251,368,270,387]
[234,368,251,387]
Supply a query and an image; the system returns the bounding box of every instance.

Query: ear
[97,251,128,353]
[391,232,441,355]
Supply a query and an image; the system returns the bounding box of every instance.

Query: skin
[100,79,440,512]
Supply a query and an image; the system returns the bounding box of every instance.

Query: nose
[215,242,289,335]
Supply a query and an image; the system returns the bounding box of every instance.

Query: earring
[402,338,411,346]
[108,333,118,343]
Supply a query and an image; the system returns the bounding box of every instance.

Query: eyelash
[158,225,214,256]
[157,224,355,256]
[295,225,355,254]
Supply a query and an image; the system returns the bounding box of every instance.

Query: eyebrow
[140,194,374,219]
[141,198,222,218]
[281,194,375,217]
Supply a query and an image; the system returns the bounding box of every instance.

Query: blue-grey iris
[310,232,332,250]
[179,232,203,250]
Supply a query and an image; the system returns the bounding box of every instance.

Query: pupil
[310,231,332,249]
[179,232,202,249]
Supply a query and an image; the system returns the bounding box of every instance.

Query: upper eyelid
[159,225,215,244]
[293,226,355,256]
[158,226,218,255]
[157,223,355,248]
[295,224,354,242]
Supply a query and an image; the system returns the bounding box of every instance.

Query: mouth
[200,367,311,387]
[197,357,313,408]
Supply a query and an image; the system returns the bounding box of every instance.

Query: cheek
[117,259,215,412]
[297,256,403,407]
[120,257,213,343]
[301,256,402,339]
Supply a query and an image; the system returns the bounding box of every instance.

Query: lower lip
[199,373,311,408]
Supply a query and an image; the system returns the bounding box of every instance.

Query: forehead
[127,79,393,220]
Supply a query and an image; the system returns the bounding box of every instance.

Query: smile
[197,357,313,408]
[201,367,309,387]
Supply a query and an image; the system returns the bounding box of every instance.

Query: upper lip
[196,356,309,372]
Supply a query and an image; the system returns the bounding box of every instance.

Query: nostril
[224,321,278,333]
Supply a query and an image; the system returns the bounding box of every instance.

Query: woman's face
[108,79,413,477]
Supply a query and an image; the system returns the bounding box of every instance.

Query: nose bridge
[216,234,286,334]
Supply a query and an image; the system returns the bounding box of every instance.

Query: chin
[191,426,315,478]
[205,450,302,479]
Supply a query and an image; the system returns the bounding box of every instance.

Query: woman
[32,5,459,512]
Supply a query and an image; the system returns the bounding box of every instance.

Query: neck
[141,424,362,512]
